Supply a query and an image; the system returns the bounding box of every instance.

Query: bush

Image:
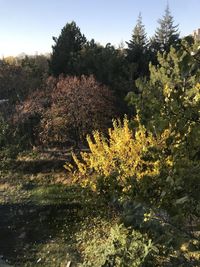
[68,117,170,197]
[77,221,154,267]
[0,114,21,159]
[15,83,52,147]
[0,114,9,147]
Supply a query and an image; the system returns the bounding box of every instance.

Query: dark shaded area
[0,202,82,266]
[15,159,67,174]
[3,159,67,174]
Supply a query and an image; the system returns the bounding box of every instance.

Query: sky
[0,0,199,57]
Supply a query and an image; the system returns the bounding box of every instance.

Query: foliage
[122,201,200,266]
[40,75,116,145]
[1,12,200,267]
[79,41,130,99]
[78,221,154,267]
[0,114,21,159]
[49,21,87,76]
[154,5,180,52]
[0,60,29,103]
[67,117,171,202]
[0,56,49,149]
[126,41,200,156]
[69,44,200,214]
[19,54,49,88]
[14,79,53,147]
[49,21,130,101]
[126,41,200,217]
[126,13,149,83]
[0,56,48,104]
[68,105,199,263]
[0,114,9,147]
[16,75,116,146]
[127,13,148,49]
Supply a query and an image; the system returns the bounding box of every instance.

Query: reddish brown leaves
[16,75,116,146]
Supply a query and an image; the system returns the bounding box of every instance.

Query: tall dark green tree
[49,21,87,76]
[127,13,147,50]
[126,13,149,89]
[78,40,130,99]
[154,5,179,52]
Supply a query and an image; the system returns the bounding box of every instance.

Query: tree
[49,21,129,110]
[77,40,130,99]
[154,5,179,52]
[17,75,116,146]
[127,13,147,51]
[49,21,87,76]
[0,56,49,105]
[0,61,30,104]
[127,40,200,135]
[20,55,49,88]
[126,13,149,90]
[40,75,116,145]
[126,40,200,217]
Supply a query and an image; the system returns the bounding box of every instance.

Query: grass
[0,150,114,267]
[31,184,79,205]
[0,150,199,267]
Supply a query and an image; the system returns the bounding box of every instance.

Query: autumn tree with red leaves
[40,75,116,145]
[16,75,116,147]
[15,76,56,146]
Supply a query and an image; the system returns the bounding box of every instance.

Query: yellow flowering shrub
[66,117,171,193]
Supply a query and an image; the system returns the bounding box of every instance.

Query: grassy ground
[0,149,113,267]
[0,149,199,267]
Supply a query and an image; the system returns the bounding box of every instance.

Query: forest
[0,5,200,267]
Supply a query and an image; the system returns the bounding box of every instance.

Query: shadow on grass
[8,159,68,174]
[0,183,109,266]
[0,202,81,265]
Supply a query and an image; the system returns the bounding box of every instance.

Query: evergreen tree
[49,21,87,76]
[126,13,149,89]
[155,5,179,52]
[125,41,200,218]
[78,40,130,99]
[127,13,147,50]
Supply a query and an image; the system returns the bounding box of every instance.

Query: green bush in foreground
[77,222,155,267]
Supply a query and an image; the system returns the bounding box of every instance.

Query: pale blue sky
[0,0,199,57]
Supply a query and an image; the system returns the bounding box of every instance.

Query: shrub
[67,117,170,196]
[0,114,9,147]
[77,221,154,267]
[15,83,52,147]
[0,114,21,159]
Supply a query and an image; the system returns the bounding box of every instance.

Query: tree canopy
[155,5,180,52]
[49,21,87,76]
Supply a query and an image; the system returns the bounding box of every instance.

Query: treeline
[0,5,197,150]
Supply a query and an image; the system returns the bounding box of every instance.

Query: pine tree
[155,5,179,52]
[49,21,87,76]
[127,13,148,50]
[126,13,149,88]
